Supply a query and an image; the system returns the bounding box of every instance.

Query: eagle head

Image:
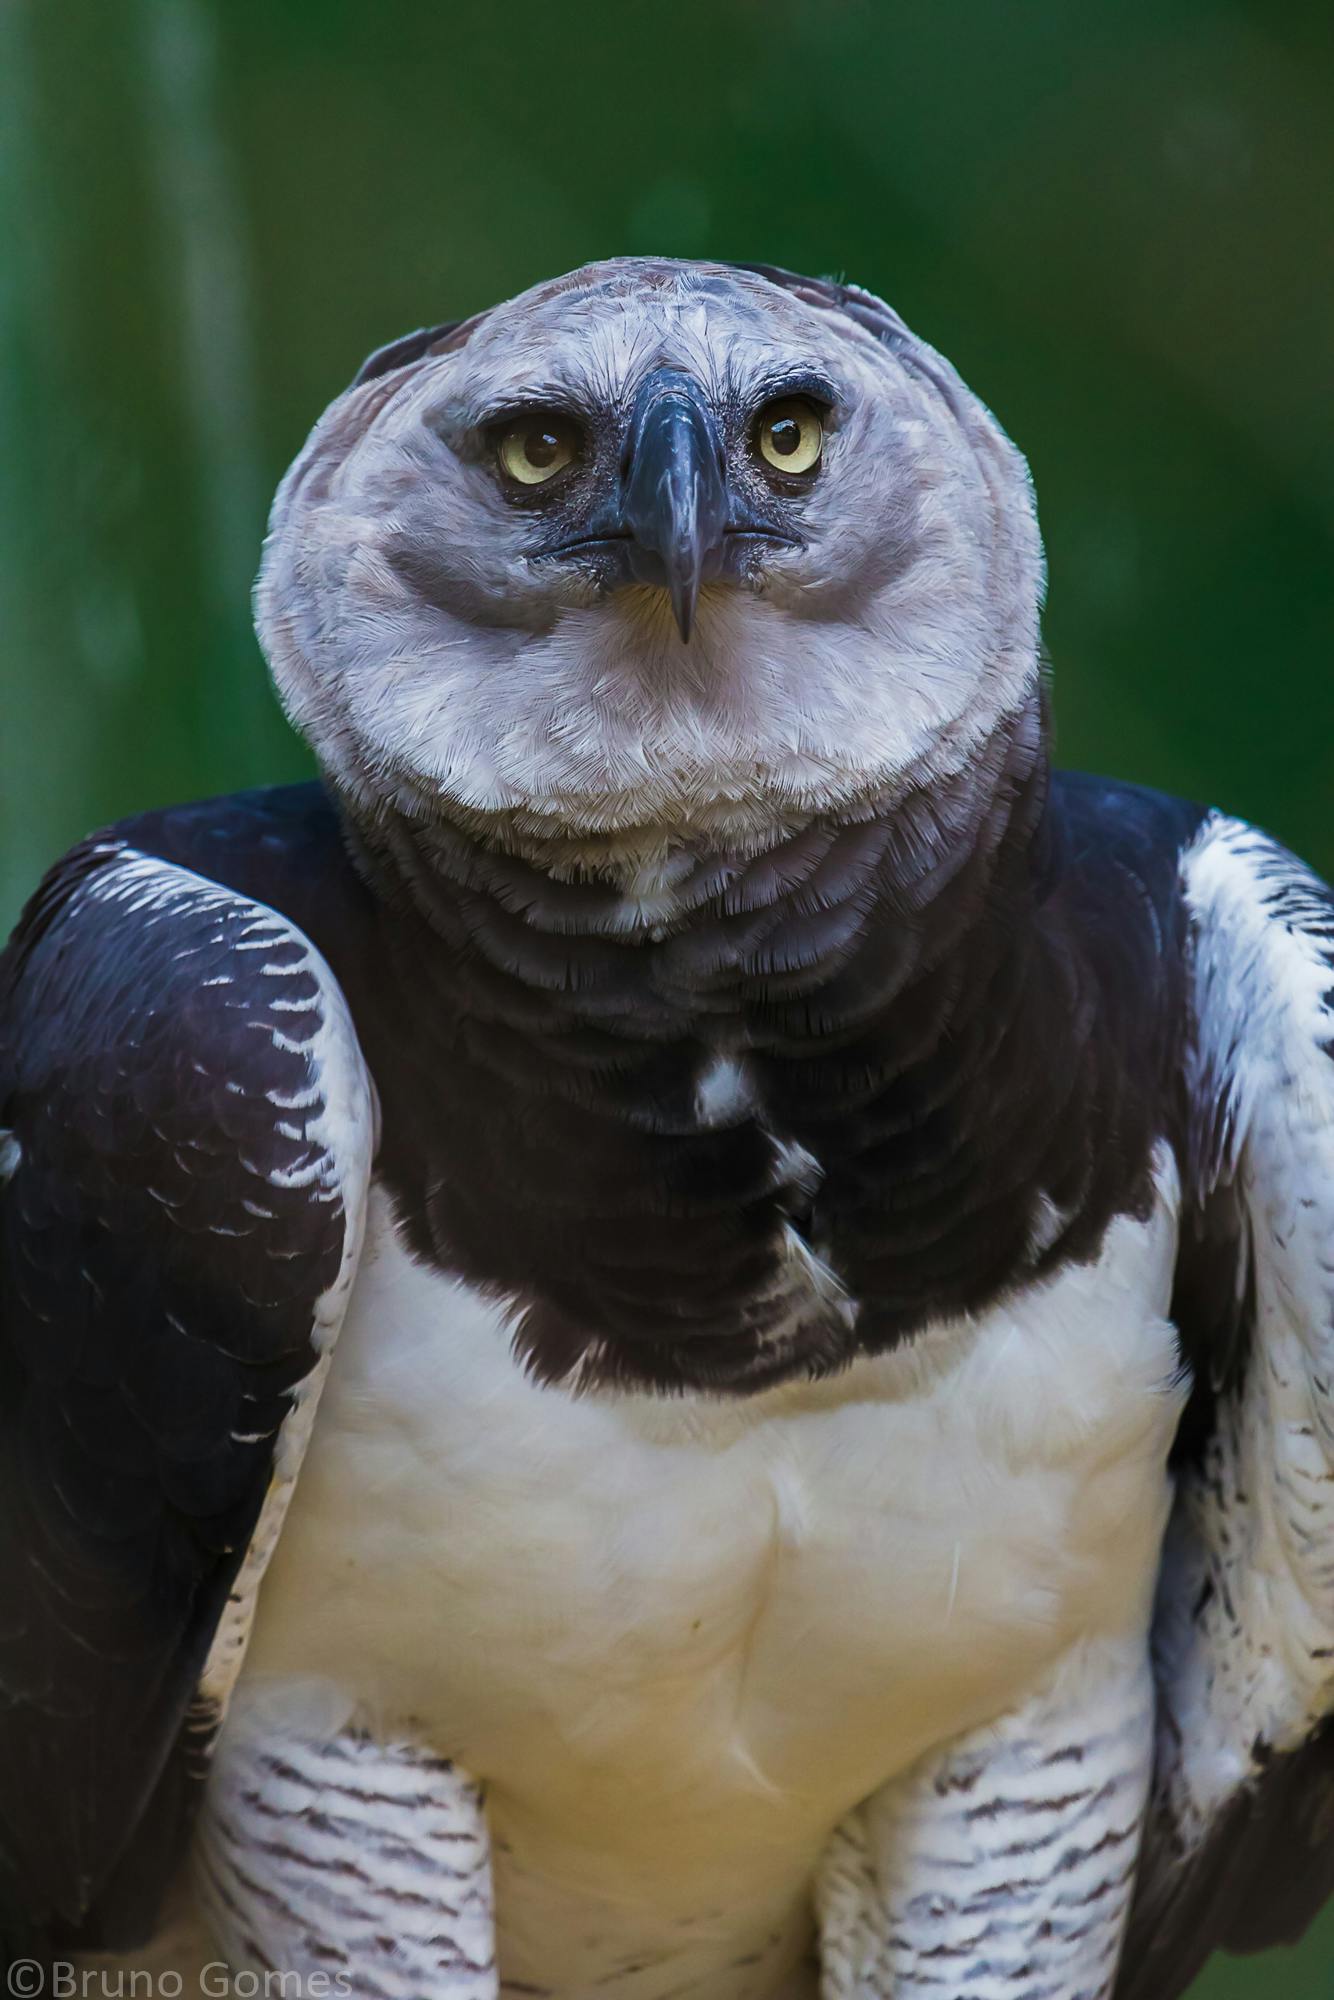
[256,258,1043,869]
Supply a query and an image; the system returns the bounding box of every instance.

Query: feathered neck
[334,689,1052,1047]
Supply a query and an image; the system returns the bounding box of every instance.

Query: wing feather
[1119,815,1334,1996]
[0,838,373,1957]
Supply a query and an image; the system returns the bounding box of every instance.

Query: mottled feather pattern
[820,1639,1154,2000]
[0,842,372,1953]
[198,1727,495,1996]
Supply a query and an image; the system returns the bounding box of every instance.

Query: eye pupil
[768,417,802,457]
[525,429,561,468]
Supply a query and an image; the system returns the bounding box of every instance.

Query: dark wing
[0,837,373,1957]
[1118,815,1334,1997]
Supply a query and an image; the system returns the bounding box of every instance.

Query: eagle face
[257,258,1043,861]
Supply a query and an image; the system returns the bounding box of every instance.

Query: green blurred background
[2,1,1332,1990]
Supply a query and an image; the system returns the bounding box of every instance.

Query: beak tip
[621,371,727,649]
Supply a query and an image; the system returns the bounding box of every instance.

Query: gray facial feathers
[256,258,1044,865]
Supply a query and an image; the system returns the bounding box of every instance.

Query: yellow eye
[497,414,581,487]
[754,397,824,476]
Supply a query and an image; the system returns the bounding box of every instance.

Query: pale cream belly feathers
[216,1149,1186,1995]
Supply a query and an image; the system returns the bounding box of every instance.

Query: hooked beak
[620,370,729,642]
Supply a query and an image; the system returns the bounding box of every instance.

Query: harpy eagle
[2,258,1333,2000]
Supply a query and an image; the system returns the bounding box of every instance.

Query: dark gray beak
[620,370,729,642]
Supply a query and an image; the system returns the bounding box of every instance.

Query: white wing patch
[1160,820,1334,1822]
[1130,813,1334,1952]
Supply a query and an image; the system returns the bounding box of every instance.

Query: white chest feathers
[243,1150,1184,1809]
[231,1155,1185,1990]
